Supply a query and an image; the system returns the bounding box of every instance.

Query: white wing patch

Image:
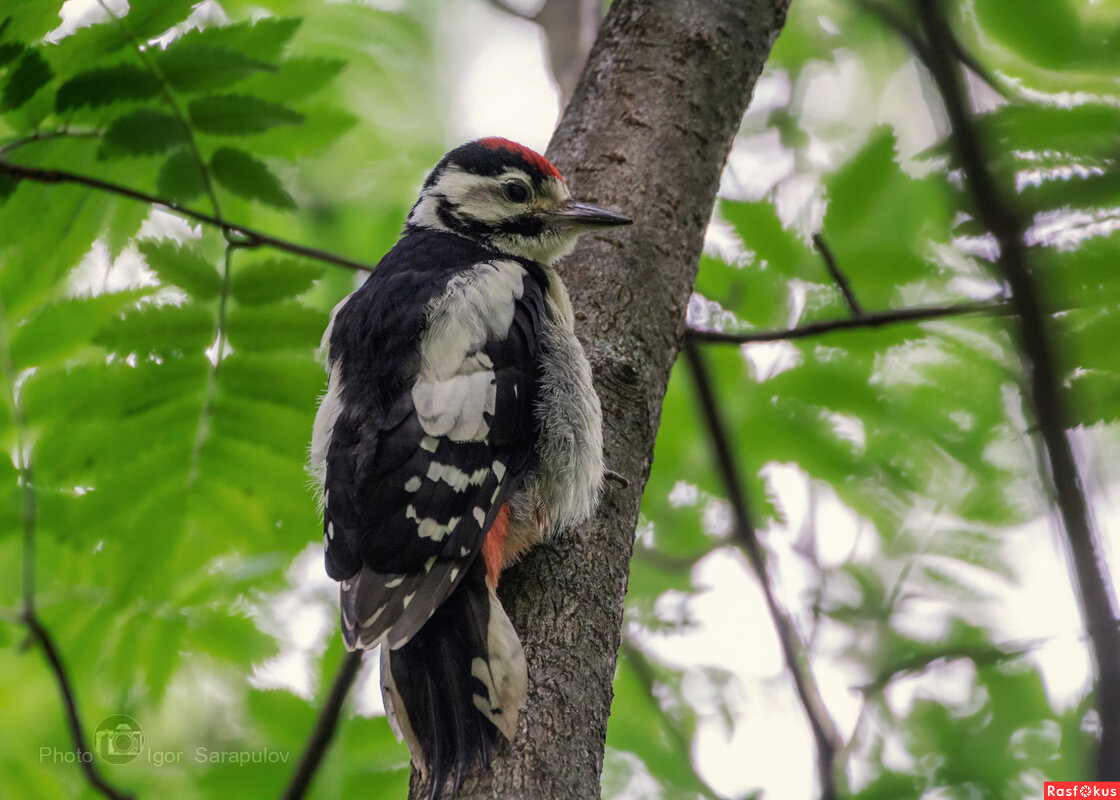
[412,261,525,442]
[405,505,461,541]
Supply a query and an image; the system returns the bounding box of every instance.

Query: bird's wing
[319,257,545,650]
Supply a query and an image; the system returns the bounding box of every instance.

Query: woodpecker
[310,137,630,798]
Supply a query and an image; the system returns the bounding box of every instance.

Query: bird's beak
[546,200,633,229]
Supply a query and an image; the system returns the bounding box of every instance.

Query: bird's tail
[380,557,527,800]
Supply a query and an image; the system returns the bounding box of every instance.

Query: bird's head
[406,137,632,265]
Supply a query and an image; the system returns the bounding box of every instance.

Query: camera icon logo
[94,715,143,765]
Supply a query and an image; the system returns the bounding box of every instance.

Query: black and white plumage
[310,138,630,798]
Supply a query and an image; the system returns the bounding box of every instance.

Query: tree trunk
[410,1,791,797]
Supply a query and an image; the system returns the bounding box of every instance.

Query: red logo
[1044,783,1120,797]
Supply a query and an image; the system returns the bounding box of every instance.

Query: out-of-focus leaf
[94,303,215,356]
[210,147,295,209]
[0,41,25,69]
[99,109,187,158]
[225,302,326,351]
[157,149,207,204]
[230,259,323,305]
[54,65,159,112]
[137,239,222,299]
[189,94,304,135]
[1,49,51,111]
[974,0,1080,68]
[177,17,302,63]
[155,44,275,93]
[1019,169,1120,215]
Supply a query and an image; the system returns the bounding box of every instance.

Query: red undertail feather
[482,503,510,587]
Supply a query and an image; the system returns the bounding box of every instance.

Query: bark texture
[410,1,791,797]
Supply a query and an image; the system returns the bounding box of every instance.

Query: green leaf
[155,44,275,93]
[978,103,1120,159]
[225,302,327,351]
[0,171,13,203]
[99,109,187,158]
[94,303,216,356]
[8,290,150,370]
[137,239,222,299]
[241,56,347,102]
[1019,169,1120,215]
[0,42,23,69]
[211,147,294,209]
[156,149,206,204]
[176,17,302,63]
[54,65,160,112]
[974,0,1080,68]
[189,94,304,135]
[231,259,324,306]
[1,49,51,112]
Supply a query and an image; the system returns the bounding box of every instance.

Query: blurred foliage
[616,0,1120,797]
[0,1,1117,799]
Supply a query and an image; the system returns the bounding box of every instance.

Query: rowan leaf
[54,65,160,112]
[189,94,304,135]
[157,149,207,204]
[1,49,51,111]
[210,147,295,209]
[99,109,187,158]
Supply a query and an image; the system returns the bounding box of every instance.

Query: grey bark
[410,1,792,797]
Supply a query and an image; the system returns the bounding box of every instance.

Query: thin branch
[0,160,375,272]
[0,128,101,156]
[913,0,1120,778]
[0,297,133,800]
[620,641,724,800]
[687,300,1012,345]
[812,233,862,316]
[281,649,365,800]
[682,337,843,800]
[22,615,135,800]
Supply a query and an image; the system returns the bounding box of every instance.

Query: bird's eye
[503,182,531,203]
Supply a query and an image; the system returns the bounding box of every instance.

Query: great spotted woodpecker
[310,137,630,797]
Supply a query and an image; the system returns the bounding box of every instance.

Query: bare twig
[682,337,843,800]
[913,0,1120,777]
[687,300,1012,344]
[0,296,133,800]
[0,160,375,272]
[280,650,365,800]
[22,615,135,800]
[812,233,862,316]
